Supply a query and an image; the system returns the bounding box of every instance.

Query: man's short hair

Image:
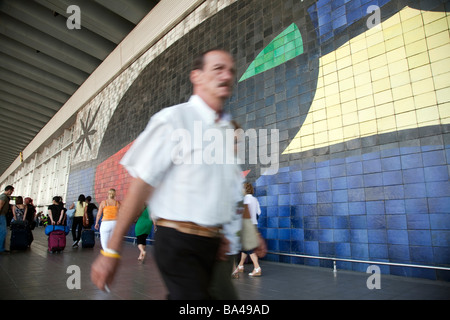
[4,185,14,192]
[192,48,230,71]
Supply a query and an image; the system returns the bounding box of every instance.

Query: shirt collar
[189,95,230,125]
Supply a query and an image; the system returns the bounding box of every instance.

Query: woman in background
[95,189,120,250]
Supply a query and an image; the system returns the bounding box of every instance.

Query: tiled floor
[0,228,449,300]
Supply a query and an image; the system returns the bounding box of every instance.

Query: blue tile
[365,187,384,201]
[364,173,383,187]
[381,156,401,171]
[317,178,332,191]
[278,206,290,217]
[406,214,430,229]
[348,188,365,202]
[404,183,426,199]
[304,241,319,255]
[366,200,385,214]
[363,158,382,173]
[428,197,450,213]
[426,181,450,198]
[385,199,405,214]
[351,243,369,258]
[368,230,387,243]
[349,201,366,215]
[431,230,450,247]
[317,191,332,204]
[422,150,446,166]
[401,153,423,169]
[387,229,408,244]
[334,216,349,229]
[405,198,428,214]
[408,230,432,246]
[333,203,349,215]
[332,176,348,189]
[403,168,425,184]
[367,215,386,229]
[319,242,335,256]
[334,229,350,242]
[350,215,367,229]
[332,190,348,202]
[424,165,449,182]
[302,192,317,204]
[319,229,333,242]
[389,244,410,261]
[330,164,346,177]
[430,213,450,229]
[382,171,402,185]
[316,166,330,179]
[335,242,351,257]
[410,246,433,264]
[384,185,405,200]
[351,229,368,243]
[279,228,291,240]
[346,161,363,175]
[386,215,407,229]
[369,244,389,259]
[317,203,333,215]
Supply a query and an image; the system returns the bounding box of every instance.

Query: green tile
[239,23,304,82]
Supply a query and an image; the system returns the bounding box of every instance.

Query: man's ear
[190,69,202,85]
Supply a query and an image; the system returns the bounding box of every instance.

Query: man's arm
[91,177,153,291]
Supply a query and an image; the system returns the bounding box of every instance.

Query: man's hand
[90,254,121,292]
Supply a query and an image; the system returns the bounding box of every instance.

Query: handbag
[83,211,90,227]
[240,204,259,251]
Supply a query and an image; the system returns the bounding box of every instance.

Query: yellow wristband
[100,249,121,259]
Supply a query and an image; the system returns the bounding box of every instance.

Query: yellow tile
[368,42,386,58]
[407,52,430,69]
[300,135,314,148]
[314,131,328,146]
[385,35,405,51]
[392,84,413,100]
[343,112,359,126]
[394,97,415,114]
[438,102,450,119]
[339,88,356,102]
[372,78,392,93]
[429,44,450,63]
[339,77,355,91]
[324,82,339,95]
[360,120,377,135]
[401,14,423,33]
[327,104,342,119]
[354,83,372,99]
[409,64,432,82]
[377,116,397,132]
[354,72,371,86]
[412,77,435,96]
[366,32,385,47]
[369,54,388,69]
[356,95,375,109]
[370,65,389,81]
[430,57,450,76]
[375,102,395,118]
[352,49,369,65]
[301,122,313,136]
[358,107,376,122]
[382,11,401,29]
[327,116,343,131]
[323,61,337,75]
[343,124,360,139]
[374,89,393,105]
[433,72,450,90]
[422,9,446,24]
[396,110,417,128]
[350,36,368,54]
[312,108,327,122]
[424,17,449,37]
[326,92,341,105]
[321,50,336,65]
[341,100,358,113]
[405,38,428,56]
[386,46,406,63]
[416,105,440,123]
[403,26,425,45]
[399,6,420,22]
[383,23,403,40]
[390,71,411,88]
[426,30,450,50]
[338,66,354,81]
[324,72,339,86]
[328,127,344,142]
[436,87,450,103]
[388,59,409,75]
[337,55,352,70]
[353,59,370,75]
[336,44,351,60]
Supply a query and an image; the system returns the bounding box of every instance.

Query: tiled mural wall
[66,0,449,280]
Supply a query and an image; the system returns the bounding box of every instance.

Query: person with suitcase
[10,196,30,250]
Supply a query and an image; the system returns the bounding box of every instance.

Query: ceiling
[0,0,159,177]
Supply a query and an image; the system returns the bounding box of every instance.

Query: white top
[120,95,242,227]
[244,194,261,225]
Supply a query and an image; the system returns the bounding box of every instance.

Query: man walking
[91,49,243,299]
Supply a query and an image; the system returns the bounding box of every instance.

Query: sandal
[249,267,261,277]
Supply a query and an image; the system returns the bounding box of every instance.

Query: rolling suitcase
[48,230,66,253]
[10,222,28,250]
[81,229,95,248]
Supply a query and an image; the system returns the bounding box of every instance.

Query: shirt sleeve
[120,114,175,188]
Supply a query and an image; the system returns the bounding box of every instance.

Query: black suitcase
[81,229,95,248]
[10,222,29,250]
